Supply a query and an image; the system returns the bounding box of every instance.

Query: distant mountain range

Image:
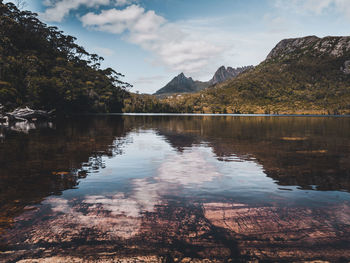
[154,66,253,95]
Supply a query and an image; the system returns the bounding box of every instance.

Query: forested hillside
[0,1,130,114]
[154,36,350,114]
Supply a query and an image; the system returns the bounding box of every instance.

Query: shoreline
[89,112,350,118]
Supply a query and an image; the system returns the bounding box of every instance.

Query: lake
[1,115,350,262]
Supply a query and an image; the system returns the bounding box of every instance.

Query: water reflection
[136,115,350,192]
[1,115,350,262]
[0,116,129,234]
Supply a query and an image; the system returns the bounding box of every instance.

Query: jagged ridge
[209,66,253,85]
[154,66,253,95]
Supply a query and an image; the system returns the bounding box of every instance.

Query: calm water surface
[1,115,350,262]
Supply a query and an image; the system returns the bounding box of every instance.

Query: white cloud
[133,75,167,85]
[80,5,225,76]
[275,0,350,18]
[81,5,165,34]
[334,0,350,19]
[274,0,333,14]
[94,46,115,56]
[40,0,137,22]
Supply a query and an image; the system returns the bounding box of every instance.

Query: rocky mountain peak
[177,72,186,78]
[154,72,198,95]
[209,65,253,85]
[173,73,194,84]
[267,35,350,60]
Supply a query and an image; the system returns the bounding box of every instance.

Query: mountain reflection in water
[1,115,350,262]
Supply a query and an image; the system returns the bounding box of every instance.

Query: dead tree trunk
[1,106,55,124]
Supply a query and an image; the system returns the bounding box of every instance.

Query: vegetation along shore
[1,1,349,116]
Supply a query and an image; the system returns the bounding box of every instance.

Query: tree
[0,1,131,113]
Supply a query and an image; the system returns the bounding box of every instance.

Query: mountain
[158,36,350,114]
[154,66,252,95]
[209,66,254,85]
[154,73,209,95]
[266,35,350,61]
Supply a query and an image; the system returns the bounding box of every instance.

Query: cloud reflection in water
[43,148,222,240]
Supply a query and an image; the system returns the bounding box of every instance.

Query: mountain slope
[160,36,350,114]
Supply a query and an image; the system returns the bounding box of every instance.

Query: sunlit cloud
[40,0,137,22]
[80,5,225,76]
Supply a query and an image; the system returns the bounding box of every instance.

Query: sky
[8,0,350,94]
